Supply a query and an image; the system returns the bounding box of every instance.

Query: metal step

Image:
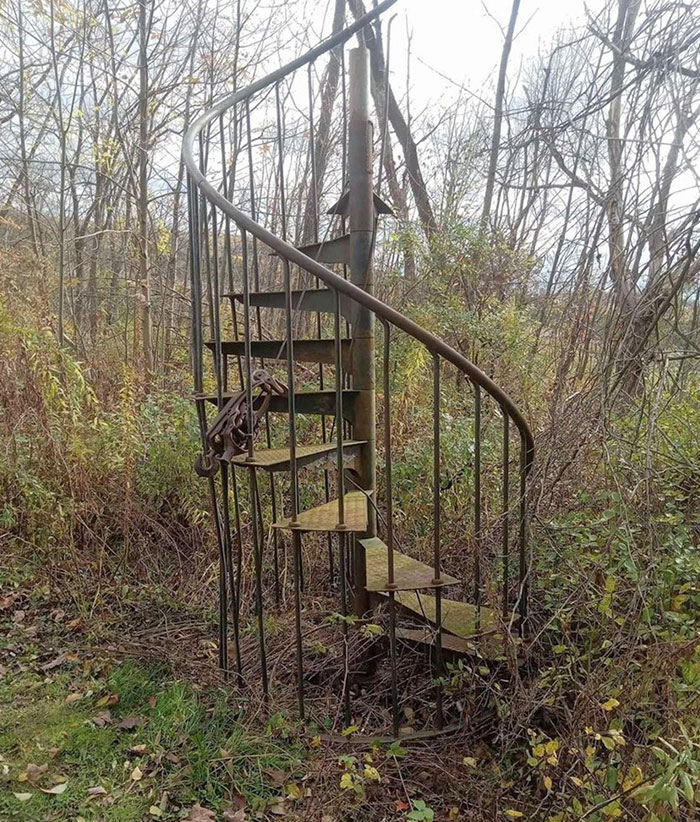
[361,537,460,592]
[225,289,351,318]
[205,338,353,369]
[392,591,498,640]
[230,440,365,472]
[273,491,369,533]
[197,389,359,421]
[395,627,474,656]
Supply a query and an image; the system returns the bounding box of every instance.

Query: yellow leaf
[543,776,552,791]
[310,736,321,748]
[131,766,143,781]
[339,773,354,790]
[463,757,477,768]
[505,811,524,818]
[602,698,619,711]
[40,783,68,795]
[363,766,380,782]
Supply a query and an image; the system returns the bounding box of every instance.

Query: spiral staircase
[183,0,534,737]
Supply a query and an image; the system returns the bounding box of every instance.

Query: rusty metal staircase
[183,0,534,737]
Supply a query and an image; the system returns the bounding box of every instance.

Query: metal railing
[183,0,534,736]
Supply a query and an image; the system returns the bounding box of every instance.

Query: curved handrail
[182,0,534,466]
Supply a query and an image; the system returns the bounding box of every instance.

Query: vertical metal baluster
[220,113,244,388]
[224,108,245,621]
[335,289,346,528]
[308,62,335,586]
[383,321,398,736]
[241,227,269,700]
[276,81,304,717]
[211,200,232,678]
[245,100,281,605]
[220,465,242,681]
[432,353,444,729]
[474,383,482,632]
[519,435,529,633]
[201,146,229,674]
[219,112,244,667]
[502,410,510,618]
[226,110,244,388]
[338,530,352,726]
[231,463,244,607]
[190,164,227,675]
[340,48,351,344]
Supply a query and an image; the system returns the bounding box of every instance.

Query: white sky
[387,0,604,106]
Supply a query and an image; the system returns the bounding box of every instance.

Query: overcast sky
[383,0,605,107]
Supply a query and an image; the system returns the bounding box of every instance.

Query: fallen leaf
[462,756,477,768]
[12,610,25,623]
[129,744,150,756]
[40,783,68,795]
[149,807,163,818]
[395,799,410,812]
[268,800,287,816]
[87,785,108,797]
[96,693,118,708]
[13,792,33,802]
[184,804,217,821]
[66,693,83,704]
[165,752,181,764]
[25,763,48,783]
[223,806,246,822]
[51,609,66,622]
[130,766,143,781]
[41,655,69,672]
[264,768,289,787]
[0,594,18,610]
[602,698,620,711]
[66,618,82,632]
[92,710,113,727]
[47,748,61,758]
[117,715,144,730]
[224,794,246,812]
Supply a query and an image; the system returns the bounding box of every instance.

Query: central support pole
[348,46,375,617]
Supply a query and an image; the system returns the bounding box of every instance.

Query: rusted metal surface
[194,370,286,476]
[184,0,534,738]
[362,538,460,592]
[230,440,365,471]
[273,491,369,533]
[393,591,498,639]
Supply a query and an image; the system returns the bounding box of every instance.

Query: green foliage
[0,305,209,588]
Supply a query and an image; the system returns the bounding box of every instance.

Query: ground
[0,568,468,822]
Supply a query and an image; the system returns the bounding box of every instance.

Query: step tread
[205,338,352,366]
[196,388,359,405]
[231,440,365,470]
[394,590,498,640]
[361,537,461,592]
[395,626,474,655]
[273,491,369,532]
[225,288,332,300]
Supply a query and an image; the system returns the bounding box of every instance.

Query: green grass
[0,659,305,821]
